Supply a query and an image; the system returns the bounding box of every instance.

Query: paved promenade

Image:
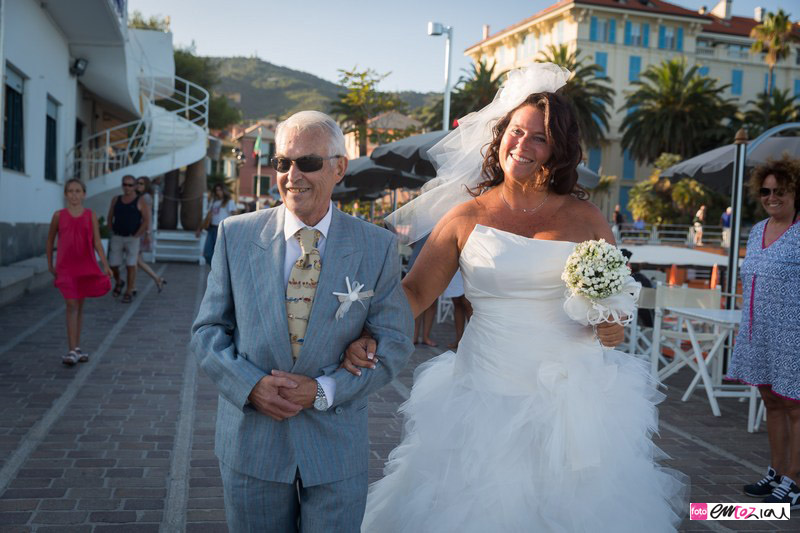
[0,262,796,532]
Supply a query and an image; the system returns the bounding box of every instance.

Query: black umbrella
[343,157,427,190]
[369,130,448,177]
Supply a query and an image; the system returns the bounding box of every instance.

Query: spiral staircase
[66,74,209,262]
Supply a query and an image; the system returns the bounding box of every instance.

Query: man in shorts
[106,175,150,303]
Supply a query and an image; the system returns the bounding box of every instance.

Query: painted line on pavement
[0,306,63,357]
[660,421,762,474]
[0,266,166,494]
[161,266,205,533]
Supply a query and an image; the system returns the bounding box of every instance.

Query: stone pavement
[0,262,796,532]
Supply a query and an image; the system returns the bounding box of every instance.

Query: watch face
[314,397,327,410]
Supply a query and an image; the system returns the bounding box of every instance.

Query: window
[629,56,642,82]
[698,65,710,77]
[658,25,683,51]
[595,52,608,78]
[728,44,749,59]
[3,66,24,172]
[731,70,743,95]
[764,72,770,93]
[556,20,565,44]
[624,22,649,47]
[795,79,800,97]
[588,147,602,172]
[45,97,58,182]
[623,150,636,180]
[590,17,616,43]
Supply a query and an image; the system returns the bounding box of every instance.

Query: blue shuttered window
[609,19,616,43]
[629,56,642,82]
[794,79,800,97]
[590,16,598,42]
[731,70,743,95]
[764,73,769,93]
[624,20,632,45]
[588,147,602,172]
[595,52,608,78]
[3,68,25,172]
[698,66,709,77]
[658,25,666,49]
[642,23,650,47]
[676,27,683,51]
[623,150,636,180]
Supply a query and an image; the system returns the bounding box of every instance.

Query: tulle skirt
[362,348,687,532]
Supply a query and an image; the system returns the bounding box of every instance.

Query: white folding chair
[625,287,655,361]
[436,296,454,324]
[649,284,722,381]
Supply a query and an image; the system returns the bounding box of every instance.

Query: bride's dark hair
[470,90,587,199]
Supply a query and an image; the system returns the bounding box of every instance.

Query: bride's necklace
[501,189,549,215]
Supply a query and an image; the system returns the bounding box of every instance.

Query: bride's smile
[498,105,553,183]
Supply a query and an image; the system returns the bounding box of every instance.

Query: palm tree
[535,44,616,148]
[620,58,736,163]
[750,9,799,96]
[743,88,799,137]
[421,59,506,129]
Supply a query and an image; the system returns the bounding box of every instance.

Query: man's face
[275,128,346,226]
[121,178,136,196]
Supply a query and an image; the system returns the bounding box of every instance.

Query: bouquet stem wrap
[563,276,641,326]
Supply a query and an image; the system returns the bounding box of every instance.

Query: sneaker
[743,466,781,497]
[62,351,78,366]
[763,476,800,510]
[74,347,89,363]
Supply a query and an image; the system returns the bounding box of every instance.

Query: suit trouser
[219,461,367,533]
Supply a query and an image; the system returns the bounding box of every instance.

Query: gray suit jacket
[190,205,414,486]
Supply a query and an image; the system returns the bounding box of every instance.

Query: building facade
[464,0,800,219]
[0,0,208,265]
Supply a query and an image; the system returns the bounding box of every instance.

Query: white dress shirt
[283,203,336,407]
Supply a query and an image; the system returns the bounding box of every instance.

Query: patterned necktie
[286,228,323,359]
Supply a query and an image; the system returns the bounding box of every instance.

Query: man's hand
[272,370,318,409]
[596,321,625,347]
[247,374,302,421]
[341,336,378,376]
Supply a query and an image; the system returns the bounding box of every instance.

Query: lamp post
[427,21,453,131]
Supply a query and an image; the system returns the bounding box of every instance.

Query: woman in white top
[196,184,238,265]
[133,177,166,293]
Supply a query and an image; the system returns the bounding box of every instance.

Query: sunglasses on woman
[270,155,339,173]
[759,187,786,198]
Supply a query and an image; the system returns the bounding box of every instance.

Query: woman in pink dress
[46,179,112,366]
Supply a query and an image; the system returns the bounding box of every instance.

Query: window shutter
[590,17,598,42]
[676,27,684,51]
[642,23,650,47]
[658,25,666,49]
[624,20,632,46]
[609,19,616,43]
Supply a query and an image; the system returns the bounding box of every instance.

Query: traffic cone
[710,264,719,288]
[667,264,679,286]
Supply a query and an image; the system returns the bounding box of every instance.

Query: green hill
[210,56,439,121]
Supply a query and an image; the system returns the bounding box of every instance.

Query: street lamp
[427,21,453,131]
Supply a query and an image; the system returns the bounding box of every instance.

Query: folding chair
[649,284,722,381]
[625,287,655,361]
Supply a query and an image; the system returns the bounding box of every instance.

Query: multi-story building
[464,0,800,219]
[1,0,209,270]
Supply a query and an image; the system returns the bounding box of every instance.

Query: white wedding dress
[362,225,687,532]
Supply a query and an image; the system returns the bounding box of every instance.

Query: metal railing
[65,75,208,181]
[617,223,750,247]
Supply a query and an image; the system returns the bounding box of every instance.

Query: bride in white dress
[347,64,687,532]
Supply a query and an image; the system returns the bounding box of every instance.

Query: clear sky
[129,0,790,93]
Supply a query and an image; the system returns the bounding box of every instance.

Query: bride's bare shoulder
[430,196,487,246]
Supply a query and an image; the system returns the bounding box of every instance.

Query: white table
[664,307,743,417]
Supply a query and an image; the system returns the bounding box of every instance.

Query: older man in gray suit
[191,110,414,532]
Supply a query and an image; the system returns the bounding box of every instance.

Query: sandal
[157,278,167,293]
[62,351,78,366]
[121,293,133,304]
[112,280,125,297]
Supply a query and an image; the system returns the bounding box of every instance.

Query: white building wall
[1,0,77,224]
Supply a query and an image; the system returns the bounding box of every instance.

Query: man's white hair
[275,110,346,158]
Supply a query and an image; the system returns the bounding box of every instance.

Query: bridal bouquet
[561,239,640,326]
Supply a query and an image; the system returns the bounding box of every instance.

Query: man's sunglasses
[759,187,786,197]
[122,182,136,187]
[270,155,339,173]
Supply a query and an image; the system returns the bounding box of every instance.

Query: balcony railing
[65,75,208,181]
[616,223,750,247]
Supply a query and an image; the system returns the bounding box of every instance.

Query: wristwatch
[313,381,329,411]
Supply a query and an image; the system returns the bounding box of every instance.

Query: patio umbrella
[369,130,448,177]
[343,157,427,191]
[661,136,800,193]
[576,164,600,189]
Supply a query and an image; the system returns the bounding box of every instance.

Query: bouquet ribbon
[563,276,641,326]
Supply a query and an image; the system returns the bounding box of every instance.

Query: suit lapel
[293,208,363,373]
[249,206,294,370]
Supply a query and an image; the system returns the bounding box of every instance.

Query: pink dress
[54,209,111,299]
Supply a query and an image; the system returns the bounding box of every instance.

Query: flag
[253,134,262,166]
